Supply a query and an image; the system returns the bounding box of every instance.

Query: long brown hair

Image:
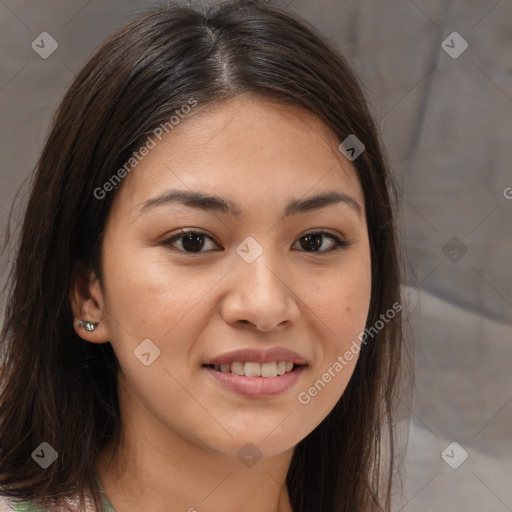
[0,1,409,510]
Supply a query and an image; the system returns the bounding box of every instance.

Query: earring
[77,320,100,332]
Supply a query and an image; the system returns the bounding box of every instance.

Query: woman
[0,1,408,511]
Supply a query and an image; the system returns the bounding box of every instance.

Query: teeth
[244,362,261,377]
[261,362,277,378]
[230,361,244,375]
[211,361,297,377]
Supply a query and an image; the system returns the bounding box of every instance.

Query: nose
[220,251,301,332]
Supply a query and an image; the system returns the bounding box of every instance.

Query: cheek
[100,245,225,384]
[309,260,372,345]
[310,279,370,383]
[102,244,198,330]
[298,255,371,409]
[318,280,370,330]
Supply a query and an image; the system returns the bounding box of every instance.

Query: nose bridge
[236,239,288,299]
[222,237,300,331]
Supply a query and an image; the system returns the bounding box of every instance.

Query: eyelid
[300,229,351,243]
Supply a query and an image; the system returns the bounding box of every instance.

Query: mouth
[201,348,308,397]
[202,361,304,378]
[201,360,307,398]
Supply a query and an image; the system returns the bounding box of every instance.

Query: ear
[69,262,111,344]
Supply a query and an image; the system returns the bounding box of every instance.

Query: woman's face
[85,95,371,459]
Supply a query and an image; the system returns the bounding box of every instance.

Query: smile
[205,361,297,377]
[202,363,306,398]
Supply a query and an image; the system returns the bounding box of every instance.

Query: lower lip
[202,365,306,398]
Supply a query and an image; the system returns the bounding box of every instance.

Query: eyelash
[162,229,352,255]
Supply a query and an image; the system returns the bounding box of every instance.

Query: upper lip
[203,348,307,366]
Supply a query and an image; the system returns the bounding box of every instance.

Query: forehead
[114,94,364,216]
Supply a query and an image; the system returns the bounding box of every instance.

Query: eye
[162,229,351,254]
[292,231,351,254]
[162,229,220,254]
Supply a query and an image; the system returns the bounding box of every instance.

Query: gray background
[1,1,511,511]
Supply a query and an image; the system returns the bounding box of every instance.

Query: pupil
[302,234,322,251]
[182,233,205,252]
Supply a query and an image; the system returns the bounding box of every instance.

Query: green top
[0,469,116,511]
[4,493,115,512]
[1,471,115,511]
[8,497,114,511]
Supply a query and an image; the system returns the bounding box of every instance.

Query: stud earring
[77,320,100,332]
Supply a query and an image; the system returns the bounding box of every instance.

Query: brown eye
[179,233,206,252]
[162,229,350,255]
[163,230,220,253]
[294,232,351,253]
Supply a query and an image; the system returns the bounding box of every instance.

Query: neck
[94,388,294,512]
[95,442,293,512]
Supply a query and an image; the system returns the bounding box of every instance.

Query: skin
[70,94,372,512]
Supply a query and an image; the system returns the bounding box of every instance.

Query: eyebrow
[138,189,363,218]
